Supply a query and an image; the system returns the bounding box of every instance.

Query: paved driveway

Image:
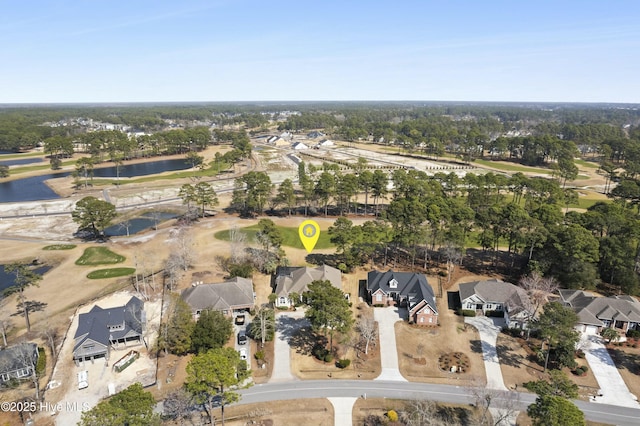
[270,310,307,382]
[373,306,407,381]
[464,316,508,391]
[581,334,639,408]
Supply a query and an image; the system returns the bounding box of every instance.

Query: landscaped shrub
[336,359,351,369]
[581,365,589,373]
[36,347,46,376]
[626,329,640,339]
[387,410,398,422]
[324,353,334,363]
[254,350,265,361]
[575,350,585,359]
[456,309,476,317]
[313,344,328,361]
[485,310,504,318]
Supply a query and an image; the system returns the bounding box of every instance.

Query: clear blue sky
[1,0,638,103]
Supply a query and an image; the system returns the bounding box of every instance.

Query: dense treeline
[230,163,640,295]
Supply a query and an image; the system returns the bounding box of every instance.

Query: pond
[0,157,44,167]
[104,211,179,237]
[0,264,52,294]
[0,159,192,203]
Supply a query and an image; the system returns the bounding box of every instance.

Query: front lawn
[87,267,136,279]
[75,247,125,265]
[214,224,334,250]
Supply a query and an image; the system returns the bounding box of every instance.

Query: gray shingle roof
[73,297,144,357]
[274,265,341,298]
[458,279,530,314]
[560,290,640,325]
[367,270,437,314]
[0,343,38,374]
[181,277,254,312]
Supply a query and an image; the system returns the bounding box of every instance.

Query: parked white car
[238,348,247,361]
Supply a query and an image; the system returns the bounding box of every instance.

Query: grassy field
[75,247,126,265]
[87,267,136,279]
[575,158,600,169]
[42,244,77,250]
[473,158,552,174]
[214,224,334,250]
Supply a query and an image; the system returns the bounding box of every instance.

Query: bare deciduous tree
[357,316,377,355]
[519,271,559,327]
[467,383,521,426]
[164,253,183,291]
[164,388,194,426]
[229,226,247,264]
[41,328,59,363]
[401,399,458,426]
[441,242,463,283]
[8,343,43,401]
[0,319,13,347]
[171,226,194,271]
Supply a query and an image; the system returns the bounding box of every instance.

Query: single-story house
[559,289,640,335]
[73,297,145,363]
[273,265,342,308]
[0,342,39,383]
[181,277,254,320]
[366,270,438,325]
[266,135,289,147]
[292,142,309,150]
[458,279,532,329]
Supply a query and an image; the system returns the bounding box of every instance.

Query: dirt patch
[396,274,488,386]
[184,399,334,426]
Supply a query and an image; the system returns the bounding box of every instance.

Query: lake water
[0,157,44,166]
[0,264,52,293]
[104,211,178,236]
[0,159,191,203]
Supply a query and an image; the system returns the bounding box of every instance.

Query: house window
[279,297,286,304]
[420,317,424,323]
[466,303,473,309]
[429,317,433,323]
[389,278,398,289]
[16,368,29,378]
[222,310,229,315]
[486,304,492,310]
[0,373,9,382]
[376,294,382,302]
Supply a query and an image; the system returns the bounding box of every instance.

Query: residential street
[239,380,640,426]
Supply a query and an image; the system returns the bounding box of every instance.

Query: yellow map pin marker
[299,220,320,253]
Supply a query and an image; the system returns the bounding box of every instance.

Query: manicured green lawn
[87,267,136,279]
[473,159,553,174]
[214,224,334,250]
[75,247,125,265]
[574,159,600,169]
[42,244,77,250]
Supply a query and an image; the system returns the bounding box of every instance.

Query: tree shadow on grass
[469,340,483,354]
[607,347,640,375]
[496,343,526,369]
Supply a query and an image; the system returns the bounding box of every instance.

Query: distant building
[292,142,309,150]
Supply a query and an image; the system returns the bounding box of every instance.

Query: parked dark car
[237,329,247,345]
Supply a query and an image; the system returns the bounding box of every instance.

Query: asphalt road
[238,380,640,426]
